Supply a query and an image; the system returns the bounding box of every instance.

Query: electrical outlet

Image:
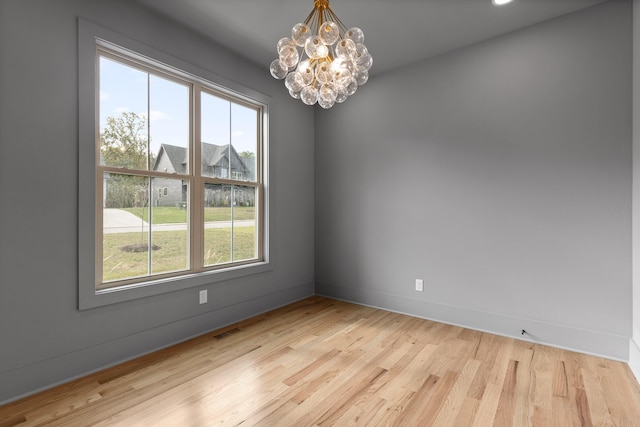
[199,289,208,304]
[415,279,424,292]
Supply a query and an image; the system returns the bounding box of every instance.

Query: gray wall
[633,0,640,379]
[316,1,632,360]
[0,0,314,403]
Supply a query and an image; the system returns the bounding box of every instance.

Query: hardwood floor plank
[431,358,481,426]
[529,347,553,426]
[595,360,640,426]
[313,366,388,425]
[471,381,502,427]
[513,345,534,426]
[494,358,519,426]
[376,342,439,401]
[409,371,459,426]
[467,333,500,400]
[2,296,640,427]
[452,395,480,427]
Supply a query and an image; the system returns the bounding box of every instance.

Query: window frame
[78,18,272,310]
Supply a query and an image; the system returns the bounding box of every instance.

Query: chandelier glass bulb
[270,0,373,109]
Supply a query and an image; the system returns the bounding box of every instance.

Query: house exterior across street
[152,142,255,208]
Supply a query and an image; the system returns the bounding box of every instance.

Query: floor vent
[213,328,241,339]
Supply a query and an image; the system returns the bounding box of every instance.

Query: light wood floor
[2,296,640,426]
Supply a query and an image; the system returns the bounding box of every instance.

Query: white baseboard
[316,283,629,362]
[630,338,640,383]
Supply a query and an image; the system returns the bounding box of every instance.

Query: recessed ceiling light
[492,0,513,5]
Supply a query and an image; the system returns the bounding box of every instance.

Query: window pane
[99,57,149,170]
[231,103,258,182]
[232,186,257,261]
[150,75,190,174]
[201,92,230,178]
[150,177,190,275]
[102,173,150,282]
[204,183,232,266]
[102,173,190,284]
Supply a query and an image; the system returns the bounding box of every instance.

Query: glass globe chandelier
[269,0,373,109]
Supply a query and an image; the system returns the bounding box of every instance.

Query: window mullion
[230,186,235,262]
[191,84,203,272]
[228,103,234,263]
[147,73,152,276]
[147,178,152,275]
[95,169,104,286]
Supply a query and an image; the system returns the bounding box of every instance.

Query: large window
[97,48,264,290]
[78,18,270,309]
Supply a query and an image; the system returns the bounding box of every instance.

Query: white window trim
[78,18,272,310]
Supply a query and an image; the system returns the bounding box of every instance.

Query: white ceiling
[136,0,609,76]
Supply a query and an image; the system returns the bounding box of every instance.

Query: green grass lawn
[102,227,256,283]
[122,206,255,223]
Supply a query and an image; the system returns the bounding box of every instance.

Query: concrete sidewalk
[103,208,148,227]
[103,208,253,234]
